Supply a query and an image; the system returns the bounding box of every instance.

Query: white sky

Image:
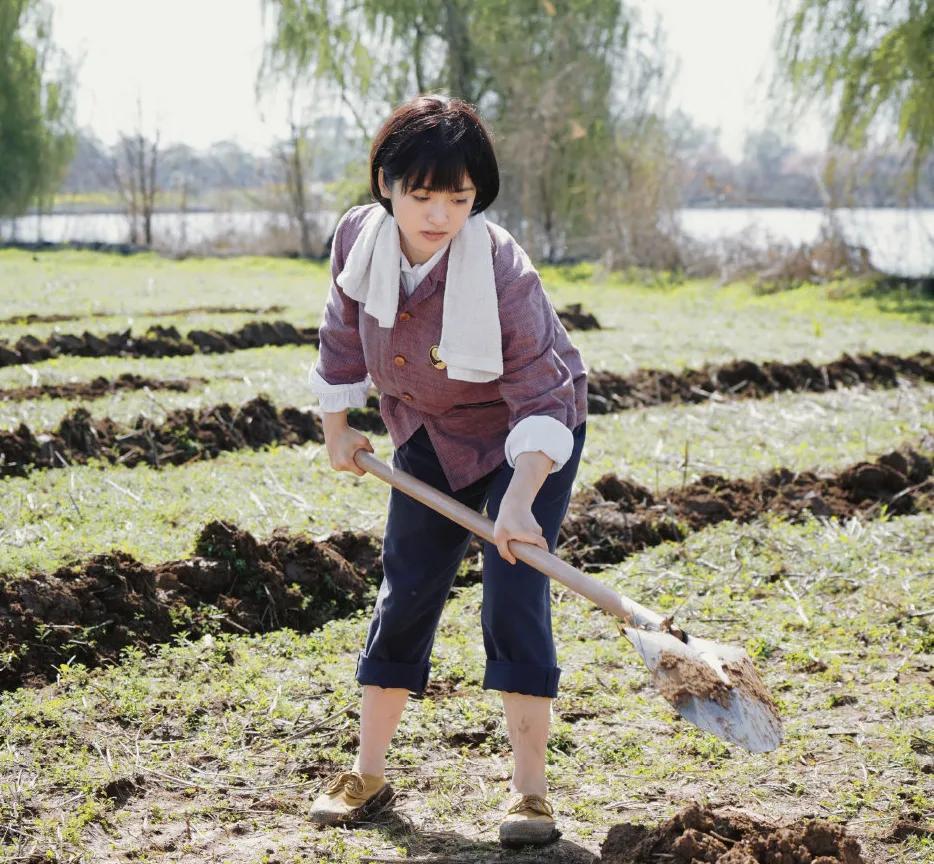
[50,0,829,160]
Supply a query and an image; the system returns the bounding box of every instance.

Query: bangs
[396,140,472,195]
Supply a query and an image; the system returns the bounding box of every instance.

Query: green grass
[2,514,930,862]
[0,383,929,578]
[0,249,931,862]
[1,250,931,361]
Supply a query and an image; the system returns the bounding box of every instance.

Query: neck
[399,234,432,266]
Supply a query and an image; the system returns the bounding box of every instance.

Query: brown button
[401,392,414,402]
[393,354,406,367]
[399,311,412,321]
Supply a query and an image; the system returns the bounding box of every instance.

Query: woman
[308,93,588,848]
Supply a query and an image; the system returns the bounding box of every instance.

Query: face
[378,167,477,265]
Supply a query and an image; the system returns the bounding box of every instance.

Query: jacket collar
[401,245,450,309]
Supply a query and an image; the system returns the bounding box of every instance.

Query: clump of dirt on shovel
[601,802,864,864]
[654,651,733,710]
[0,521,383,690]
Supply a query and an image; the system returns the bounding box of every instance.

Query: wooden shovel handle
[354,450,667,632]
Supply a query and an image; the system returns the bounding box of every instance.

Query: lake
[2,207,932,277]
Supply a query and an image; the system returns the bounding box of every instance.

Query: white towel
[335,206,502,383]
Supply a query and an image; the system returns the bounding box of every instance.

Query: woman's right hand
[322,411,374,476]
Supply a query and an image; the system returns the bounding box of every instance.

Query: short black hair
[369,94,499,216]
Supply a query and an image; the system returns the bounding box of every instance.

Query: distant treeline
[60,123,934,212]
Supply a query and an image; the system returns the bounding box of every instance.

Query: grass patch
[1,514,930,861]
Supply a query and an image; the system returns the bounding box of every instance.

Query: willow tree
[260,0,676,264]
[777,0,933,184]
[0,0,74,219]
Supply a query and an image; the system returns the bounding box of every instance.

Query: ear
[377,167,392,199]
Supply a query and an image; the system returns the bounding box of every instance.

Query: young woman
[307,94,588,848]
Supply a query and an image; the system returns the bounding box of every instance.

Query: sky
[49,0,829,161]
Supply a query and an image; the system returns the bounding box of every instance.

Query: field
[0,248,931,864]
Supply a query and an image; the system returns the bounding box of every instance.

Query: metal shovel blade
[623,626,783,752]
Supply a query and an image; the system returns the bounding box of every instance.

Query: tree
[260,0,676,265]
[111,102,161,246]
[776,0,934,183]
[0,0,74,219]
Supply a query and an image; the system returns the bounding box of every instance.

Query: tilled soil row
[0,304,600,370]
[0,319,320,368]
[601,802,865,863]
[0,395,326,477]
[0,304,286,326]
[2,444,929,691]
[587,350,933,413]
[0,521,384,690]
[0,372,205,402]
[558,443,932,569]
[3,349,931,475]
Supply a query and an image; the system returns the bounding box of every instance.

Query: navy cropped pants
[355,421,586,699]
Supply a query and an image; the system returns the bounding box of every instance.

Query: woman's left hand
[492,497,549,565]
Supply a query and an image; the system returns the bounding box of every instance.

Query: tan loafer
[308,770,392,826]
[499,793,561,848]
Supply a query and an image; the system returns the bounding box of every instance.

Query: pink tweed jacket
[314,203,588,491]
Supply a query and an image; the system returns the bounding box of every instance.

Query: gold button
[399,311,412,321]
[429,345,447,370]
[401,392,414,402]
[393,354,406,367]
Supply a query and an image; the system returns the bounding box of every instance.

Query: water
[2,207,932,276]
[678,208,934,278]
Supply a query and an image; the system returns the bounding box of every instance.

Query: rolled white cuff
[308,366,372,412]
[504,415,574,473]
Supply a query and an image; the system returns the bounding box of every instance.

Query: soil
[0,395,324,477]
[601,802,865,863]
[5,443,928,693]
[559,442,933,569]
[0,319,319,367]
[0,305,285,326]
[587,351,933,414]
[0,372,204,402]
[654,651,733,710]
[557,303,602,331]
[0,521,384,690]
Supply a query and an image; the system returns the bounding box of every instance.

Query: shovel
[354,450,783,753]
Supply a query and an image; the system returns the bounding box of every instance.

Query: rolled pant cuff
[355,653,430,694]
[483,660,561,698]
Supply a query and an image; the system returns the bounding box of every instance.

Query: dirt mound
[0,373,203,402]
[0,521,383,690]
[557,303,602,331]
[601,802,864,863]
[559,444,932,568]
[0,319,319,368]
[0,395,324,477]
[587,351,933,414]
[0,304,285,326]
[347,395,388,434]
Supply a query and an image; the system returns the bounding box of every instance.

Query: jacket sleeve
[494,232,575,472]
[308,207,372,409]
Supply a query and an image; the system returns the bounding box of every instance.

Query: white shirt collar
[400,241,450,287]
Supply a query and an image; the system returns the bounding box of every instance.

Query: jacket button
[393,354,406,367]
[401,392,414,402]
[399,311,412,321]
